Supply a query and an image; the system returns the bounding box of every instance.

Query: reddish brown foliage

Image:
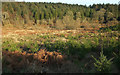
[2,49,66,73]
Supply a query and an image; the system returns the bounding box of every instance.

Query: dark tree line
[2,2,119,29]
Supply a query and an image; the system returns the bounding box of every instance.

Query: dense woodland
[2,2,120,29]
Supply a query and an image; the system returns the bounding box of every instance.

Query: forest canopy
[2,2,119,29]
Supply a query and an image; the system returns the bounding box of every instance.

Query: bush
[55,19,65,30]
[62,16,76,30]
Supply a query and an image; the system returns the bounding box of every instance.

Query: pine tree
[75,12,81,20]
[44,10,49,19]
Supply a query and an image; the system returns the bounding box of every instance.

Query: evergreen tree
[75,12,81,20]
[44,10,49,19]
